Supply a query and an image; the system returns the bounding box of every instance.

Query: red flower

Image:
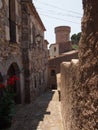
[0,84,5,88]
[7,75,19,86]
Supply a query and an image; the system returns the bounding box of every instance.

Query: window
[34,77,37,88]
[32,25,36,46]
[54,47,56,52]
[9,0,16,43]
[39,73,41,85]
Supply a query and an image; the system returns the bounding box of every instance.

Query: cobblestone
[7,90,64,130]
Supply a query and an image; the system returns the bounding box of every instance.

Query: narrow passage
[8,90,64,130]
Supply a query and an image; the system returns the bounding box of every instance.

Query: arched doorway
[7,63,21,104]
[0,72,4,99]
[0,72,3,83]
[50,69,57,89]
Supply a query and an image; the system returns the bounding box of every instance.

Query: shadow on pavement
[9,90,55,130]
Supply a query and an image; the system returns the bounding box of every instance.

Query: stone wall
[60,59,98,130]
[22,2,48,102]
[76,0,98,129]
[60,1,98,129]
[59,41,72,54]
[60,59,79,130]
[0,0,48,104]
[0,0,24,104]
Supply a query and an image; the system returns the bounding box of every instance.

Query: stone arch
[7,62,21,104]
[0,72,3,83]
[0,72,4,99]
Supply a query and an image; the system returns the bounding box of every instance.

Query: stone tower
[55,26,71,44]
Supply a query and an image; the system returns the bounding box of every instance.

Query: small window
[54,47,56,52]
[34,77,37,88]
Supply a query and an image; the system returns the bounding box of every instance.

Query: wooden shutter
[9,0,16,43]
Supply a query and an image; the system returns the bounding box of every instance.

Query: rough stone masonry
[60,0,98,130]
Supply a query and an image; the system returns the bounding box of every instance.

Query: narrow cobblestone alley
[7,90,64,130]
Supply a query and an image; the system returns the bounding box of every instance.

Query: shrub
[0,75,19,129]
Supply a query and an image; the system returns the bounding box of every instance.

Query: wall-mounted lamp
[20,34,43,51]
[35,34,42,44]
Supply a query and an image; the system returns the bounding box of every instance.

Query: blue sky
[33,0,83,44]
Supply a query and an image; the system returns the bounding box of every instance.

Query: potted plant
[0,75,19,129]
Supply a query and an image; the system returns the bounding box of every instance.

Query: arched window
[9,0,16,43]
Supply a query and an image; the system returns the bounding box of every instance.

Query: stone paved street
[7,90,64,130]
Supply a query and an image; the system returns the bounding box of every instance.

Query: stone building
[48,26,78,89]
[49,26,72,58]
[0,0,48,103]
